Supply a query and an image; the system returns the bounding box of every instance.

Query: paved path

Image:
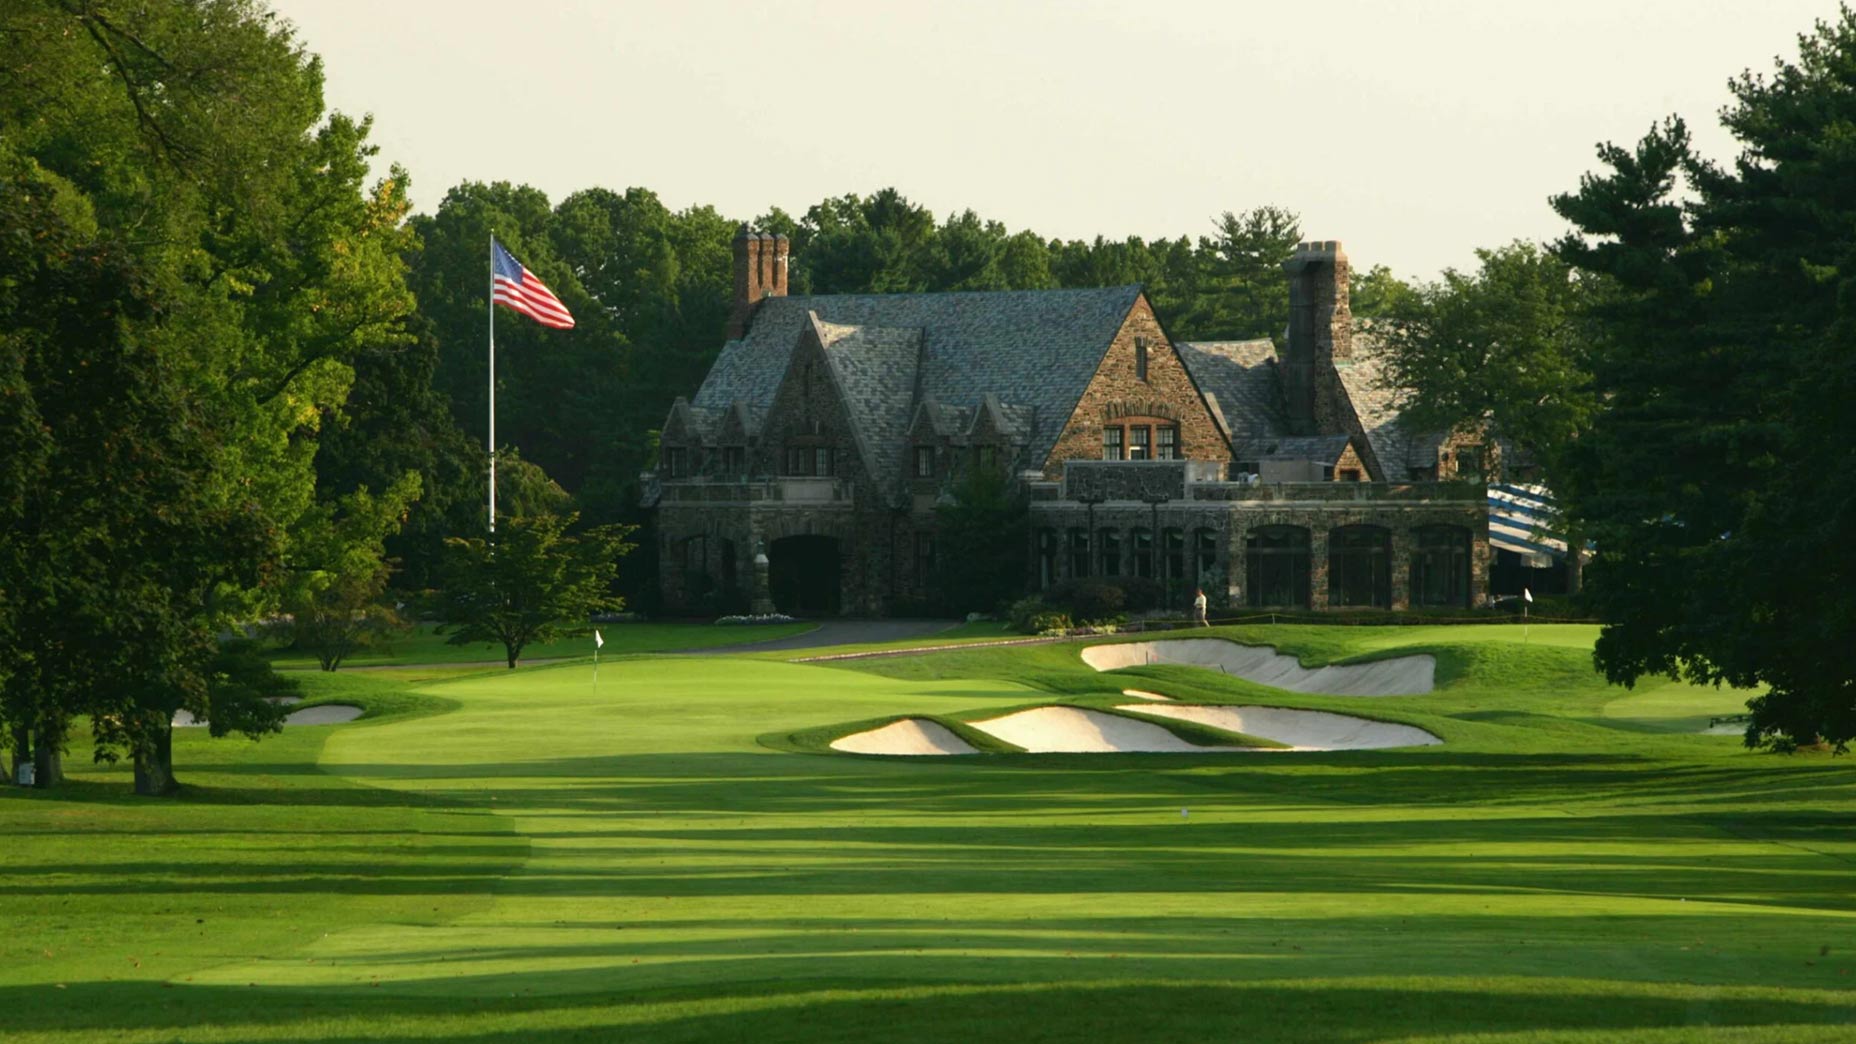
[685,618,960,654]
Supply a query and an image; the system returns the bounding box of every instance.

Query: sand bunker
[1121,689,1174,701]
[1119,703,1440,751]
[968,706,1240,754]
[832,718,979,756]
[176,702,362,727]
[1083,639,1434,696]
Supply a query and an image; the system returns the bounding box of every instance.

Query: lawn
[4,623,1854,1043]
[264,619,819,669]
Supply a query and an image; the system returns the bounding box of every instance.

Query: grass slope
[3,623,1853,1043]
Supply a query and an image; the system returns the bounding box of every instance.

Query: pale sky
[273,0,1835,280]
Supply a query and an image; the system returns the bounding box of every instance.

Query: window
[914,532,936,589]
[1037,528,1059,589]
[1338,468,1363,482]
[663,447,689,478]
[722,446,745,476]
[1412,526,1471,608]
[975,445,997,471]
[1163,528,1185,586]
[785,445,834,476]
[914,445,935,478]
[1068,528,1091,578]
[1246,526,1311,609]
[1193,527,1219,589]
[813,446,833,477]
[1097,528,1122,577]
[1157,426,1178,460]
[1102,427,1123,461]
[1135,336,1150,382]
[1132,528,1154,578]
[1128,426,1151,461]
[1328,525,1392,608]
[1456,444,1485,482]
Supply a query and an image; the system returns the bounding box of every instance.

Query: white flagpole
[593,629,603,691]
[488,233,497,534]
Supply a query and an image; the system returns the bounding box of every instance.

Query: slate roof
[813,316,923,488]
[692,286,1143,467]
[1231,434,1355,464]
[1174,340,1289,440]
[1336,329,1446,478]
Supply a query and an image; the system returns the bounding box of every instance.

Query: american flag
[492,238,574,329]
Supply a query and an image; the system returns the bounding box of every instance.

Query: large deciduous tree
[1549,11,1856,750]
[0,0,416,790]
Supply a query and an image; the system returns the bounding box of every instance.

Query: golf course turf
[4,623,1854,1042]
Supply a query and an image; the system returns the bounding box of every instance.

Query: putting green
[5,624,1855,1043]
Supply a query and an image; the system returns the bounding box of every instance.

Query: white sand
[1117,703,1441,751]
[285,704,363,725]
[831,718,979,756]
[968,706,1240,754]
[1120,688,1174,701]
[1082,639,1435,696]
[173,695,305,727]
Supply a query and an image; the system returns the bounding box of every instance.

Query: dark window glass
[976,445,997,470]
[1097,529,1122,577]
[1193,527,1219,589]
[1102,427,1123,461]
[1128,426,1150,461]
[1068,528,1091,578]
[914,445,935,478]
[664,447,688,478]
[814,447,832,477]
[722,446,745,475]
[1157,426,1178,460]
[914,532,936,589]
[1246,526,1311,609]
[1163,528,1185,584]
[1037,528,1059,590]
[1328,525,1392,608]
[1135,337,1149,381]
[1132,528,1154,578]
[1412,525,1471,607]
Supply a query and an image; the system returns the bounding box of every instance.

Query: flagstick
[487,233,497,534]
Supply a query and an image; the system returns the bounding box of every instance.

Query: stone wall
[1040,295,1233,480]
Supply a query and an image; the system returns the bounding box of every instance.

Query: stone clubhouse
[645,228,1541,617]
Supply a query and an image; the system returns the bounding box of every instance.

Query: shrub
[1046,579,1125,624]
[1113,576,1165,614]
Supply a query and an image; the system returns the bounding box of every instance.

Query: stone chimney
[1281,240,1352,435]
[727,226,789,340]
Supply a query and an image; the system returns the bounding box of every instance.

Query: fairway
[5,625,1855,1043]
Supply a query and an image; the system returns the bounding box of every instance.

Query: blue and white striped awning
[1488,483,1566,560]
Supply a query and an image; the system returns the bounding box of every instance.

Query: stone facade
[646,229,1491,616]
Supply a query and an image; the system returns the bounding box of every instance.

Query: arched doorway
[768,535,841,616]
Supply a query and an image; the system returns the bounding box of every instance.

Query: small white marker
[1181,808,1189,819]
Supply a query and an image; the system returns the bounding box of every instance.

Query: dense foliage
[1550,12,1856,750]
[437,513,636,669]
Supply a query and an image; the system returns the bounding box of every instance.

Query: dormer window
[721,446,745,476]
[663,447,689,478]
[974,445,998,470]
[914,445,935,478]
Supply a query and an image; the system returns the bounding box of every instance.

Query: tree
[935,464,1030,616]
[277,472,422,671]
[1548,10,1856,750]
[0,0,416,790]
[438,513,635,668]
[1374,242,1599,474]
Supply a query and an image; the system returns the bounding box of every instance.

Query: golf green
[4,624,1854,1043]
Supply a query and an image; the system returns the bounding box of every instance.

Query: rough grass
[265,619,819,669]
[3,623,1853,1043]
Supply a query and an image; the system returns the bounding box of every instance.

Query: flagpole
[488,233,497,534]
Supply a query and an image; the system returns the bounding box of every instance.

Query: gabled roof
[1336,328,1440,477]
[692,286,1143,466]
[662,398,724,443]
[1174,340,1290,440]
[910,399,973,438]
[812,315,922,488]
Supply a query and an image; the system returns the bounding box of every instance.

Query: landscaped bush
[1046,579,1125,624]
[1007,596,1072,634]
[1113,576,1165,614]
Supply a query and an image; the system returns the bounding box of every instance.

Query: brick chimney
[1281,240,1352,435]
[727,226,789,340]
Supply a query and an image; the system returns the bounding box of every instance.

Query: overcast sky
[272,0,1834,280]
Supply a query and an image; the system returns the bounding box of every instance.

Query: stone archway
[768,535,842,616]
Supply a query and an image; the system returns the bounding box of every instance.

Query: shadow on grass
[5,975,1855,1044]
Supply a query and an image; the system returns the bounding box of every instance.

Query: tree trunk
[133,722,178,796]
[32,725,63,788]
[8,722,29,785]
